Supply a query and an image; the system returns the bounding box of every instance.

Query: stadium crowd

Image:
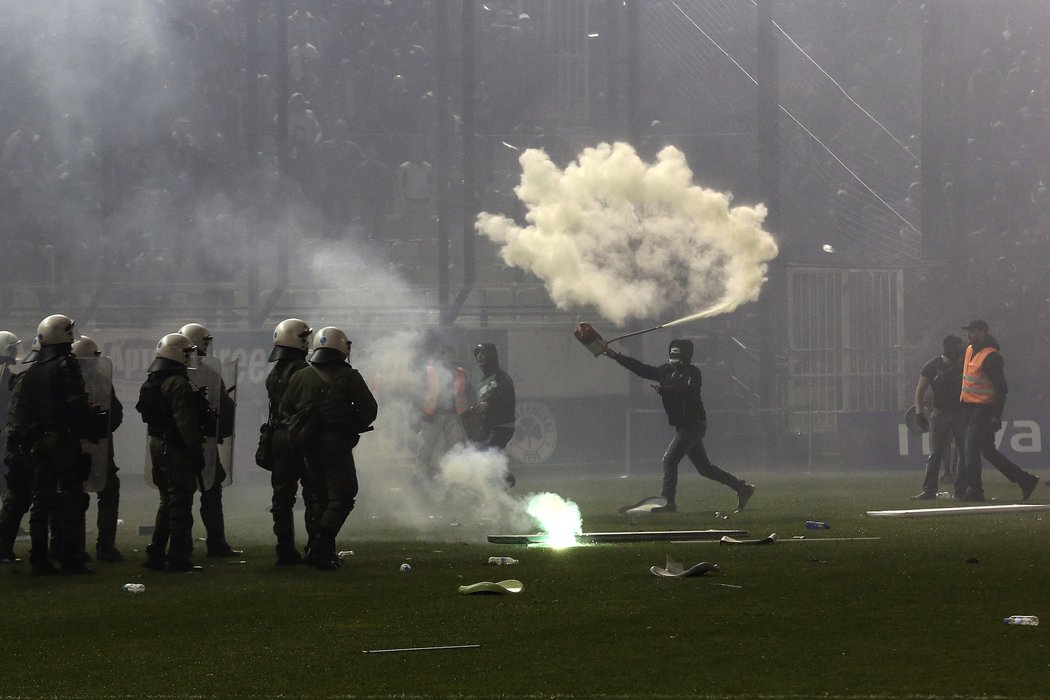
[0,0,1047,366]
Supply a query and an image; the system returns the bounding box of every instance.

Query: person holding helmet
[279,327,377,570]
[0,336,32,563]
[10,314,98,574]
[603,338,755,514]
[178,322,240,558]
[135,333,207,572]
[909,335,966,500]
[67,335,125,561]
[264,318,315,565]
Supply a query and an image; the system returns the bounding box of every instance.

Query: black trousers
[270,429,315,551]
[28,433,85,565]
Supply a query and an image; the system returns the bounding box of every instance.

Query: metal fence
[786,266,907,432]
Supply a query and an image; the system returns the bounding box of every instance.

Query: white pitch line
[673,537,881,544]
[867,503,1050,518]
[363,644,481,654]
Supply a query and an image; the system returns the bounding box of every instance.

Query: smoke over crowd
[476,142,779,326]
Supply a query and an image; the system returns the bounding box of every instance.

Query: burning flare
[525,492,583,548]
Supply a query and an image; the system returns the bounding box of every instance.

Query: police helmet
[37,314,76,346]
[308,326,351,363]
[270,318,313,362]
[0,331,21,363]
[71,335,102,358]
[178,323,213,356]
[155,333,197,366]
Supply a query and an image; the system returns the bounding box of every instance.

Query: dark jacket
[613,353,707,426]
[138,368,205,453]
[14,351,94,437]
[279,362,378,440]
[473,343,515,428]
[266,356,308,426]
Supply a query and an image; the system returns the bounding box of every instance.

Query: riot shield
[1,363,15,483]
[191,357,223,490]
[78,357,113,493]
[218,358,238,487]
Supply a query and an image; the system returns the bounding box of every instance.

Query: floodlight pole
[756,0,783,470]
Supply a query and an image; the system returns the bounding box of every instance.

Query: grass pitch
[4,470,1050,698]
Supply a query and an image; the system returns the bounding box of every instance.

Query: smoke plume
[476,142,779,326]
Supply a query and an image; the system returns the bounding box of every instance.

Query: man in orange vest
[956,320,1039,502]
[418,345,471,478]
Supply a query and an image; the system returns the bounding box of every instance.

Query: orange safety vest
[960,345,998,405]
[422,363,468,416]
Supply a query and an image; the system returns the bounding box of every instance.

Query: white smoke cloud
[476,142,779,326]
[309,243,573,542]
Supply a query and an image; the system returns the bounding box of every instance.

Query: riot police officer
[264,318,314,565]
[279,327,377,570]
[178,323,240,557]
[12,315,100,575]
[0,333,27,563]
[136,333,207,572]
[71,336,125,561]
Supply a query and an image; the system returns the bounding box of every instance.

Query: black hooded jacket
[612,340,706,426]
[474,343,516,427]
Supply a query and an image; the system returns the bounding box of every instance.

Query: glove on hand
[916,413,929,431]
[989,415,1002,432]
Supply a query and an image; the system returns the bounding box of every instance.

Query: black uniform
[0,367,30,561]
[611,339,751,511]
[136,360,207,571]
[48,384,123,561]
[198,367,238,557]
[12,345,98,574]
[279,359,377,569]
[265,350,314,563]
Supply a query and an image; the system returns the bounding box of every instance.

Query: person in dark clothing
[178,323,240,558]
[11,314,100,575]
[279,327,377,570]
[136,333,208,572]
[462,343,517,487]
[464,343,516,451]
[910,335,966,500]
[0,336,31,563]
[51,336,125,562]
[264,318,315,565]
[956,320,1038,502]
[604,338,755,513]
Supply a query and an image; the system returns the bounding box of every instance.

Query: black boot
[275,545,303,566]
[60,558,94,575]
[30,555,58,576]
[143,544,166,571]
[96,542,126,563]
[305,532,340,570]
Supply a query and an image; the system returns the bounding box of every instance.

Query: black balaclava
[942,335,964,361]
[668,339,694,365]
[474,343,500,374]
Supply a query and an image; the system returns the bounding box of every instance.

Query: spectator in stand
[396,149,433,241]
[318,119,362,229]
[351,144,392,241]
